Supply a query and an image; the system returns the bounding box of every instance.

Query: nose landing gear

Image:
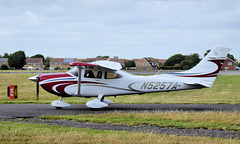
[51,97,70,109]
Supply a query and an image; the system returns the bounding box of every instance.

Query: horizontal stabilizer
[184,82,211,88]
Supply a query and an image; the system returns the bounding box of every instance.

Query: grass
[0,121,239,144]
[0,73,240,104]
[41,111,240,132]
[1,72,240,143]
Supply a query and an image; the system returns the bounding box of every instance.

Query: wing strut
[70,62,96,96]
[76,65,82,96]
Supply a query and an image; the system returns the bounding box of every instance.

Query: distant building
[49,58,77,70]
[135,58,166,70]
[111,59,125,67]
[23,58,43,70]
[221,58,236,70]
[0,58,9,68]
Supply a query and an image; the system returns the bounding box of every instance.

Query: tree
[31,54,45,64]
[180,60,194,70]
[44,57,51,70]
[124,60,135,67]
[96,56,109,58]
[164,54,185,66]
[1,53,9,58]
[8,51,26,69]
[204,50,211,57]
[186,53,200,64]
[185,53,201,68]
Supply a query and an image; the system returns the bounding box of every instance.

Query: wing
[70,60,122,71]
[69,62,98,67]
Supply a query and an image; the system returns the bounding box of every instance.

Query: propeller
[36,69,40,101]
[29,69,41,101]
[36,76,39,101]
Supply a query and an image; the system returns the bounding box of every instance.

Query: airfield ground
[0,71,240,143]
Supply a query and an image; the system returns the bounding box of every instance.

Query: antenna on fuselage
[155,69,162,75]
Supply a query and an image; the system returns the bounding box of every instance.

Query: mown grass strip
[41,111,240,132]
[0,121,239,144]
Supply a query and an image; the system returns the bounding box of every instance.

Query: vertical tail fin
[172,46,231,87]
[185,46,231,76]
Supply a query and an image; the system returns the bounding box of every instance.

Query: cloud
[0,0,239,59]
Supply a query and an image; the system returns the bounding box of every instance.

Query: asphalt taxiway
[0,104,240,118]
[1,104,239,139]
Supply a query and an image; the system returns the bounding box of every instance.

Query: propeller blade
[36,69,41,101]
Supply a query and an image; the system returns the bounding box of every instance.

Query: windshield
[68,66,78,76]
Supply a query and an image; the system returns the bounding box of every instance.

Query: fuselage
[28,46,231,109]
[38,68,203,98]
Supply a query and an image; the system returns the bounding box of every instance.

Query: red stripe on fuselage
[41,79,105,97]
[41,81,77,96]
[39,73,72,82]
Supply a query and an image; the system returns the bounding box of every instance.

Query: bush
[54,66,61,70]
[0,64,9,70]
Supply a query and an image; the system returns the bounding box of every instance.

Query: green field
[0,73,239,104]
[0,121,239,144]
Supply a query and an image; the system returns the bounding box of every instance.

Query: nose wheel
[51,97,70,109]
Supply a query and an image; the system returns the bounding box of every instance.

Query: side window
[105,71,122,79]
[84,70,102,79]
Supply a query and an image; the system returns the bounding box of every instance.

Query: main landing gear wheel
[51,97,70,109]
[86,95,113,109]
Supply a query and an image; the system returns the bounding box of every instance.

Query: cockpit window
[68,67,78,77]
[105,71,122,79]
[84,70,102,79]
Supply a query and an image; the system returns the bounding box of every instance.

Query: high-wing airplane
[29,46,230,109]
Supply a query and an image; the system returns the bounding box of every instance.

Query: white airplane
[29,46,230,109]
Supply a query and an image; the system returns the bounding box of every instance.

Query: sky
[0,0,240,60]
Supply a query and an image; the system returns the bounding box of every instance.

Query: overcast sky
[0,0,239,60]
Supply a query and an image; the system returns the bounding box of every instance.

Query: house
[0,58,9,68]
[158,59,167,66]
[221,58,236,70]
[133,59,140,63]
[23,58,43,70]
[111,59,125,67]
[135,58,166,71]
[135,58,152,70]
[49,58,77,70]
